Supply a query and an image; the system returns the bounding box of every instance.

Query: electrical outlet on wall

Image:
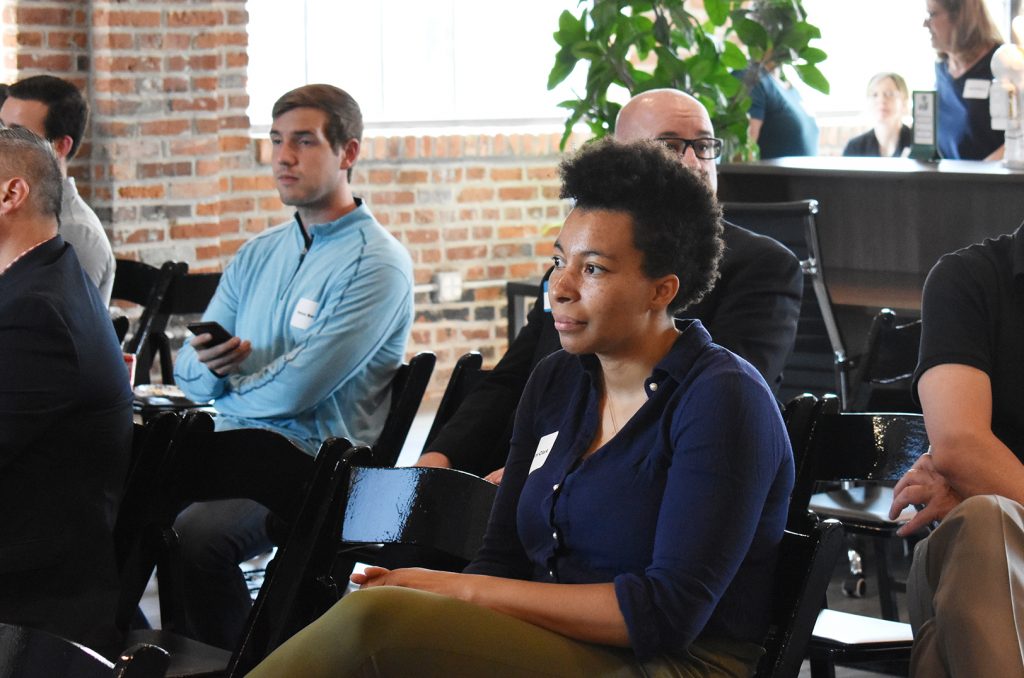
[432,271,463,303]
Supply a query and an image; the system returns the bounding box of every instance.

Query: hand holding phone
[187,321,234,348]
[187,321,251,376]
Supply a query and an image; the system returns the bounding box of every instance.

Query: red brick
[118,185,165,199]
[498,186,536,201]
[94,10,162,28]
[168,11,223,27]
[457,187,493,203]
[446,245,487,260]
[171,223,221,239]
[490,167,522,181]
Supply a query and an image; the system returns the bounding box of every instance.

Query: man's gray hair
[0,124,63,218]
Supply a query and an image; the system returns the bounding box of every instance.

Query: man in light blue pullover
[172,84,413,648]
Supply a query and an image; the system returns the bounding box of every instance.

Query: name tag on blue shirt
[290,298,318,329]
[529,431,558,474]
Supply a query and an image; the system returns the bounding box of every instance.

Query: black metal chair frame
[722,200,849,405]
[152,271,222,385]
[0,623,169,678]
[115,411,364,677]
[844,308,922,413]
[372,351,436,467]
[112,259,187,386]
[792,396,924,676]
[422,351,484,453]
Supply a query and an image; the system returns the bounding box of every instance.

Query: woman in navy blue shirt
[248,138,795,677]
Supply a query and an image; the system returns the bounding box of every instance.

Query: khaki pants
[246,586,763,678]
[908,495,1024,678]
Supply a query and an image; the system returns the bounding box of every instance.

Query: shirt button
[548,570,555,578]
[552,531,558,540]
[552,483,560,491]
[649,382,659,391]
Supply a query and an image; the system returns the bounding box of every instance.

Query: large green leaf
[704,0,730,26]
[721,40,747,69]
[733,17,768,49]
[555,10,586,47]
[548,50,579,90]
[799,46,827,65]
[794,63,830,94]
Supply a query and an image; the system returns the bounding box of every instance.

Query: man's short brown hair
[272,84,363,153]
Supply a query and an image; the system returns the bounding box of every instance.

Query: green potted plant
[549,0,829,158]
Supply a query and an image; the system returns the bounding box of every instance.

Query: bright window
[246,0,583,130]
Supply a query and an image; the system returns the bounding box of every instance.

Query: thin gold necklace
[606,397,621,435]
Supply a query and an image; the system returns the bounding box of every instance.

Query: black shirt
[913,224,1024,460]
[842,125,913,157]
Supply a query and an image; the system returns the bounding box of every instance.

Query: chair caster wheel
[842,576,867,598]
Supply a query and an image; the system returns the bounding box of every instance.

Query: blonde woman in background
[843,73,913,157]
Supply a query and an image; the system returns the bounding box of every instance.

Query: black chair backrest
[847,308,923,413]
[422,351,485,452]
[790,395,929,519]
[112,316,130,344]
[755,516,845,678]
[152,271,223,384]
[112,259,187,385]
[340,465,497,569]
[373,352,436,466]
[228,438,371,676]
[0,624,168,678]
[782,393,820,527]
[722,200,848,404]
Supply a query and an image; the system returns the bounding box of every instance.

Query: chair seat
[125,629,231,677]
[812,609,913,646]
[808,486,916,529]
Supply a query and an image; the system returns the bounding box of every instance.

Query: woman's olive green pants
[246,586,763,677]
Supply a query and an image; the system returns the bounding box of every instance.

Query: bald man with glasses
[418,89,802,481]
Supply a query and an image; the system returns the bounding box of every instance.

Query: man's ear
[339,138,360,171]
[51,135,74,162]
[0,176,31,216]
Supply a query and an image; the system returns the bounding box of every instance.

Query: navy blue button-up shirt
[465,320,794,659]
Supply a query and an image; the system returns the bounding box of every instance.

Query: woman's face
[548,208,674,358]
[868,77,908,126]
[924,0,954,52]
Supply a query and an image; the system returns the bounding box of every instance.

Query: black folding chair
[116,411,364,677]
[0,623,168,678]
[845,308,922,413]
[792,398,923,676]
[422,351,485,452]
[754,515,844,678]
[372,351,436,466]
[111,259,187,386]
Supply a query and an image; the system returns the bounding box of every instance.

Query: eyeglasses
[655,136,724,160]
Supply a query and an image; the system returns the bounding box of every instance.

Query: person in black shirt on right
[890,226,1024,676]
[417,89,802,481]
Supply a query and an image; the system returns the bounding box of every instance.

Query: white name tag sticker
[529,431,558,474]
[963,78,991,100]
[290,298,319,330]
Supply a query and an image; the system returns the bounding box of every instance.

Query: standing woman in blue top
[926,0,1005,159]
[246,138,795,678]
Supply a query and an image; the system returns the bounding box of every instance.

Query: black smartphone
[187,321,234,348]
